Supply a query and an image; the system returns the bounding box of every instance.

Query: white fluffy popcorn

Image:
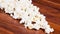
[0,0,54,34]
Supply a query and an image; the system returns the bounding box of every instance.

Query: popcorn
[0,0,54,34]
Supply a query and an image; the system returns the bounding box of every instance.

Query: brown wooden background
[0,0,60,34]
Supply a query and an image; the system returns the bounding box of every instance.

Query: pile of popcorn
[0,0,54,34]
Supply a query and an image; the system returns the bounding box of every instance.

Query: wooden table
[0,0,60,34]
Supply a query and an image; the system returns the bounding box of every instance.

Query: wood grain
[32,0,60,10]
[0,0,60,34]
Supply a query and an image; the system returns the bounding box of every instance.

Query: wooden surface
[0,0,60,34]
